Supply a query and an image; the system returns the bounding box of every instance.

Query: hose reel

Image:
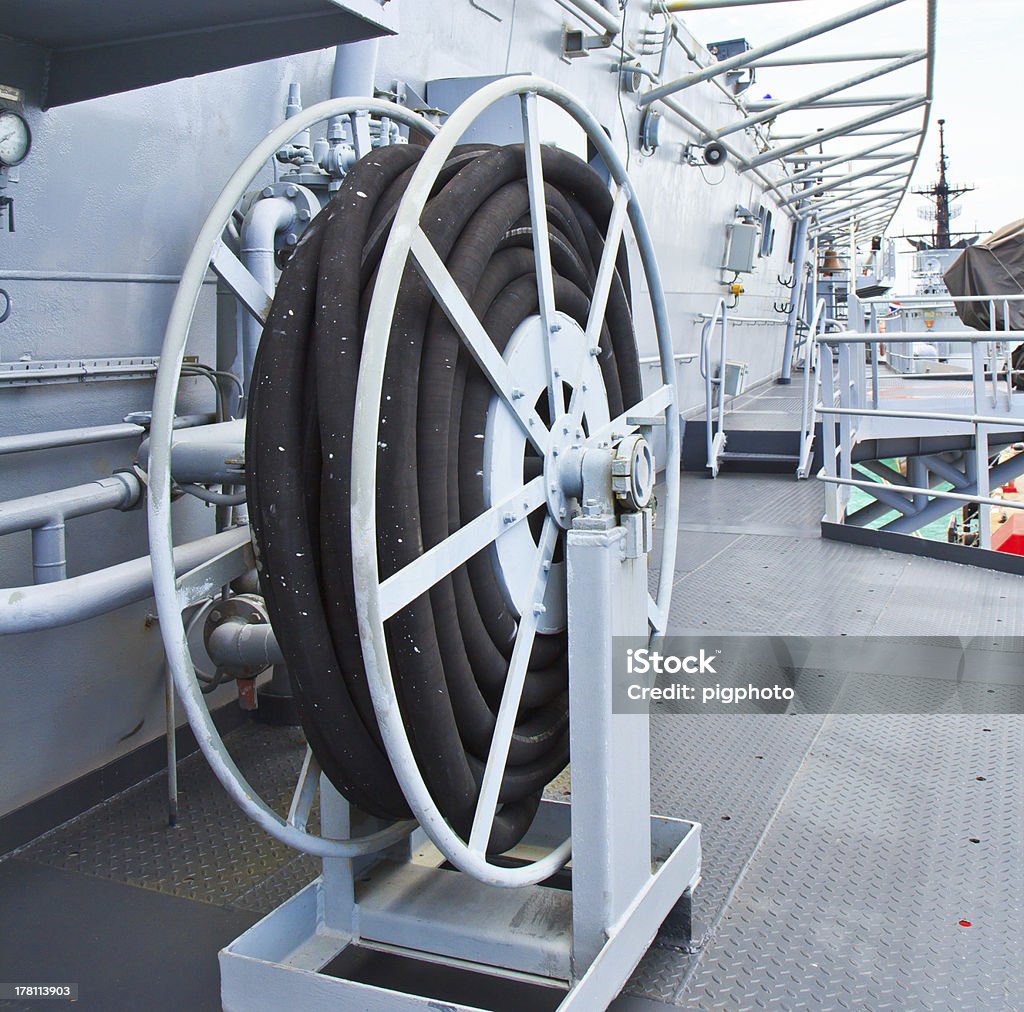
[149,77,680,886]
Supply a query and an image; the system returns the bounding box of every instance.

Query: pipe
[0,472,143,584]
[0,422,145,456]
[0,414,214,457]
[240,197,296,394]
[331,38,379,98]
[0,473,141,537]
[781,209,810,383]
[0,526,251,634]
[553,0,621,35]
[206,618,284,671]
[137,419,245,485]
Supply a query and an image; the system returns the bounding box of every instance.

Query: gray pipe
[0,422,145,456]
[0,472,143,584]
[0,473,141,537]
[0,526,251,634]
[206,618,284,671]
[331,38,379,99]
[240,197,295,394]
[780,211,810,383]
[552,0,621,35]
[0,413,215,457]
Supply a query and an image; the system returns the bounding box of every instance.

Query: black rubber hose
[247,141,640,854]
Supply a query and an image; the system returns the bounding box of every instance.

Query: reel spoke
[566,185,631,431]
[520,92,561,418]
[287,747,321,832]
[378,475,547,621]
[584,186,630,352]
[411,228,550,455]
[587,383,675,447]
[468,515,560,855]
[210,239,273,324]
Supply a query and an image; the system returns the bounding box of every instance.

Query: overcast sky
[682,0,1012,247]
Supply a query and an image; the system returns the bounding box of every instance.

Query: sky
[680,0,1014,247]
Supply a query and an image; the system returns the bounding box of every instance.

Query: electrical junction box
[723,222,758,273]
[718,361,748,397]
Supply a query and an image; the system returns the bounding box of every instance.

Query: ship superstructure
[1,3,1022,1010]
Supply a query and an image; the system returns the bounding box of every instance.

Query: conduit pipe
[0,526,250,634]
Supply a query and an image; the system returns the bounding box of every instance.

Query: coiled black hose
[247,141,641,853]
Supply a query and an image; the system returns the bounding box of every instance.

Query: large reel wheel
[352,75,680,886]
[148,98,439,858]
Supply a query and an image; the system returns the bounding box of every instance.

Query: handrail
[701,297,729,475]
[796,297,827,478]
[813,301,1024,548]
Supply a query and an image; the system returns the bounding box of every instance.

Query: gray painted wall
[0,1,799,817]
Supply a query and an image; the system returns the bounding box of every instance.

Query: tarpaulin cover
[944,219,1024,330]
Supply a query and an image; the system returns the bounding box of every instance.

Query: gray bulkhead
[0,2,795,819]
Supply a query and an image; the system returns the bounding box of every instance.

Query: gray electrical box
[724,222,758,273]
[719,361,748,396]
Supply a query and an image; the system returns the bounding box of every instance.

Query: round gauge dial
[0,110,31,167]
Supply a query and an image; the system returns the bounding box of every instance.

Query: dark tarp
[944,218,1024,330]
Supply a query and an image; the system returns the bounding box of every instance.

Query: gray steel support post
[780,210,810,384]
[567,513,651,973]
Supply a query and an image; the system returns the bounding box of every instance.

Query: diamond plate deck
[677,714,1024,1010]
[3,470,1022,1009]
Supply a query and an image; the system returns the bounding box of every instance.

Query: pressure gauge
[0,110,31,168]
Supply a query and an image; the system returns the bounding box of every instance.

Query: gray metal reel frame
[351,74,681,888]
[147,97,439,859]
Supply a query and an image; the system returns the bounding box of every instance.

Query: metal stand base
[220,513,701,1010]
[220,799,699,1011]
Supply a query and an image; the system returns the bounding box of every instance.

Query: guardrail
[813,292,1024,549]
[700,298,729,475]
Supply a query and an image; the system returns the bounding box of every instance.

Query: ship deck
[1,473,1022,1011]
[719,364,1024,444]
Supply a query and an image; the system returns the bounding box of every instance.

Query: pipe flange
[204,593,271,679]
[237,182,320,252]
[611,434,654,512]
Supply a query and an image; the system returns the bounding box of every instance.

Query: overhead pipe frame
[639,0,911,108]
[712,49,925,141]
[642,0,933,233]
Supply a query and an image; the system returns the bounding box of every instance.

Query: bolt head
[210,609,222,623]
[261,186,274,198]
[285,185,298,198]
